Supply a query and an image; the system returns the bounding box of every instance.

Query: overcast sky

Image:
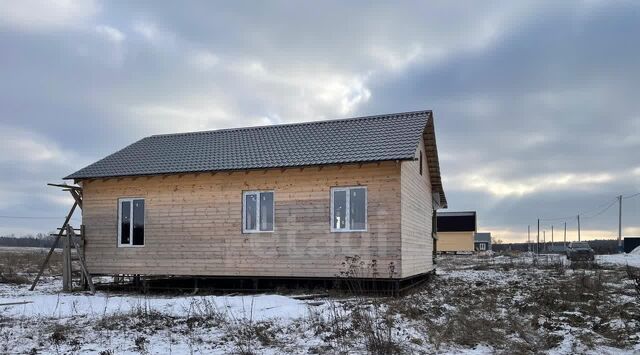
[0,1,638,242]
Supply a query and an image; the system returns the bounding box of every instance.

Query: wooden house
[65,110,447,287]
[435,211,477,254]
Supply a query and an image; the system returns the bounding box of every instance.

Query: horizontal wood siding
[400,138,434,278]
[436,232,475,252]
[81,162,402,278]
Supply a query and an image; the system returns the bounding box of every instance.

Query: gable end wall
[400,137,434,278]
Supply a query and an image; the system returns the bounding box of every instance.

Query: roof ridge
[150,109,432,138]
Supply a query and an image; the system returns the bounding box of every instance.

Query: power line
[539,196,619,223]
[581,198,617,219]
[623,192,640,199]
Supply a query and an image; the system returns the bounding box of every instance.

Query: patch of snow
[0,286,310,321]
[597,253,640,267]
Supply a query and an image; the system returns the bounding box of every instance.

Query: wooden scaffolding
[30,183,95,293]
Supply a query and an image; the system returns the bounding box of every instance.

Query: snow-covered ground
[1,250,640,354]
[597,253,640,267]
[1,284,308,321]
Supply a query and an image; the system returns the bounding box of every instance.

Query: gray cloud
[0,1,638,240]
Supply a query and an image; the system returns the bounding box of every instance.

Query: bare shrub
[134,336,148,352]
[95,301,175,333]
[218,297,285,354]
[0,265,29,284]
[334,256,405,353]
[307,299,354,353]
[626,266,640,298]
[49,324,70,345]
[186,298,227,328]
[352,304,403,355]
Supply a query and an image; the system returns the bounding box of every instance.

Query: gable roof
[474,232,491,243]
[65,110,446,206]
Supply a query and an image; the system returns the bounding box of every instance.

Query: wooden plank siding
[81,162,407,278]
[400,138,434,277]
[436,232,475,252]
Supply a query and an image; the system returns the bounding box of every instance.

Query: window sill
[242,230,275,234]
[331,229,368,233]
[118,245,145,248]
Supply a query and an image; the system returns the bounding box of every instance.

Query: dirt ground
[1,248,639,354]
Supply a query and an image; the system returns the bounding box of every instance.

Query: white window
[478,243,486,251]
[118,198,145,247]
[243,191,274,233]
[331,186,367,232]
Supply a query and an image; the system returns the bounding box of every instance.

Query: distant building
[624,237,640,253]
[436,211,476,253]
[474,232,491,251]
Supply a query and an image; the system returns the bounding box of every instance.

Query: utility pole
[537,219,540,255]
[543,230,546,253]
[618,195,623,253]
[551,225,554,251]
[564,222,567,249]
[528,225,531,252]
[577,215,581,242]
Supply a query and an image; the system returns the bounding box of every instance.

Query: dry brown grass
[0,248,63,275]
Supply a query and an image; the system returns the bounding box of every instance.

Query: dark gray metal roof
[67,110,447,205]
[66,110,436,180]
[474,232,491,243]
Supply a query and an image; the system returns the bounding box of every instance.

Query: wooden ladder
[61,225,95,293]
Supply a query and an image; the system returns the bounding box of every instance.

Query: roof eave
[422,112,447,208]
[64,157,415,181]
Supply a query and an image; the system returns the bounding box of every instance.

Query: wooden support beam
[62,231,72,292]
[0,301,33,307]
[69,189,83,210]
[47,183,81,190]
[30,201,78,291]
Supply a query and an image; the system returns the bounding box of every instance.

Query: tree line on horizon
[0,233,59,248]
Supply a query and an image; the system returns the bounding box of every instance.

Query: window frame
[242,190,275,234]
[117,197,145,248]
[330,186,368,233]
